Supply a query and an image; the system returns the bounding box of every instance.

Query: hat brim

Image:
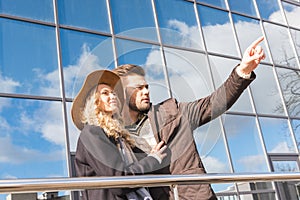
[71,70,124,130]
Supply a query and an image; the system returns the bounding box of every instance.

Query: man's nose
[142,87,149,94]
[109,92,117,99]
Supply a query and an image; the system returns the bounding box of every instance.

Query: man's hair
[112,64,145,77]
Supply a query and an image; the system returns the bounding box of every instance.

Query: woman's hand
[150,141,167,162]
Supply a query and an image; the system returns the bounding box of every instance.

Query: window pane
[291,28,300,59]
[57,0,110,32]
[238,182,274,197]
[198,5,238,56]
[264,22,298,68]
[155,0,203,50]
[0,0,54,22]
[164,48,213,101]
[195,119,231,173]
[115,39,168,104]
[224,115,268,172]
[240,192,275,200]
[209,56,253,113]
[276,67,300,117]
[232,14,271,63]
[272,159,300,200]
[276,181,300,200]
[0,18,59,97]
[273,161,299,172]
[110,0,157,42]
[256,0,285,24]
[60,29,114,98]
[259,117,296,153]
[0,98,67,179]
[197,0,227,9]
[195,119,233,195]
[228,0,257,17]
[250,65,285,116]
[282,2,300,29]
[291,119,300,151]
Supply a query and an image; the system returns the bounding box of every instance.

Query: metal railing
[1,172,300,199]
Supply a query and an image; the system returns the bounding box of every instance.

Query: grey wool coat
[144,67,255,200]
[75,124,161,200]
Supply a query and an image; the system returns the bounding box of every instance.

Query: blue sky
[1,0,300,198]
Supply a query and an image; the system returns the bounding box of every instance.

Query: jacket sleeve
[179,66,255,130]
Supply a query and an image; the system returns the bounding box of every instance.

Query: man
[112,37,265,200]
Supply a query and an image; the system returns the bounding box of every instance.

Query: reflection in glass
[291,119,300,151]
[195,118,231,173]
[264,22,298,68]
[273,161,299,172]
[0,98,67,179]
[57,0,110,32]
[155,0,202,50]
[223,115,268,172]
[259,117,296,153]
[67,101,80,152]
[197,0,227,9]
[194,119,232,193]
[115,39,168,104]
[209,55,253,113]
[0,0,54,22]
[239,192,275,200]
[276,67,300,117]
[197,5,238,56]
[272,160,300,199]
[164,48,212,101]
[0,18,59,97]
[110,0,157,42]
[250,65,285,115]
[232,14,270,63]
[256,0,284,24]
[196,120,231,200]
[282,2,300,29]
[228,0,256,17]
[60,29,114,98]
[291,28,300,60]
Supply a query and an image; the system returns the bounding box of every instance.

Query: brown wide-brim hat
[71,70,124,130]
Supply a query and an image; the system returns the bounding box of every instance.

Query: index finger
[249,36,264,49]
[156,141,165,149]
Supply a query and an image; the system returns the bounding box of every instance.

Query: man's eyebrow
[127,83,148,87]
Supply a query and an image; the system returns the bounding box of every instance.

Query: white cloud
[167,20,202,49]
[0,71,20,93]
[238,155,266,172]
[202,156,228,173]
[1,173,17,180]
[0,71,20,112]
[0,136,63,164]
[21,45,101,147]
[285,6,300,27]
[203,23,238,56]
[37,44,102,98]
[270,141,292,153]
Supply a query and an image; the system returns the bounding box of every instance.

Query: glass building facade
[1,0,300,199]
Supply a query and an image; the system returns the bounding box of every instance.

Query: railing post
[172,184,179,200]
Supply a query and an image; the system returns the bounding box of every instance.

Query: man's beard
[128,97,150,114]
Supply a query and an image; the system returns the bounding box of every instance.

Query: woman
[71,70,167,200]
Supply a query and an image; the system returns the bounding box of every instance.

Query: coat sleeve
[179,66,255,130]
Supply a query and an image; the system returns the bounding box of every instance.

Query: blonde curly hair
[81,86,134,146]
